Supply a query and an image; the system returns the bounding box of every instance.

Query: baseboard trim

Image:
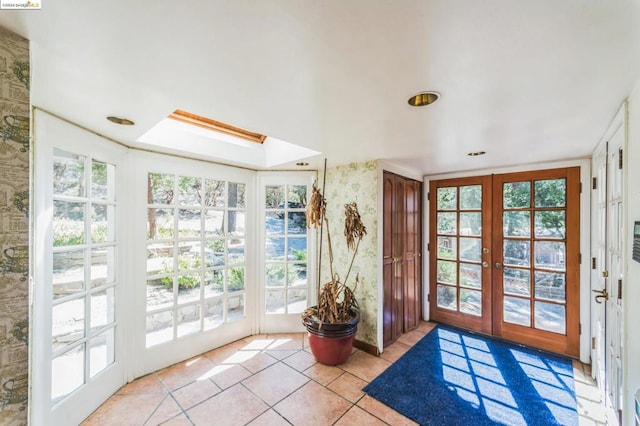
[354,339,379,356]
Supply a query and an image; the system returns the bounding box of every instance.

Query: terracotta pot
[302,308,359,365]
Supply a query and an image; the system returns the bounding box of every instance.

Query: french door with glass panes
[33,112,127,425]
[258,173,315,333]
[429,167,580,356]
[132,152,254,377]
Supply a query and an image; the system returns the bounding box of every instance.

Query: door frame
[424,159,591,362]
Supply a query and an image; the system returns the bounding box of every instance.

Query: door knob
[592,289,609,304]
[602,271,609,278]
[495,262,503,269]
[482,261,489,268]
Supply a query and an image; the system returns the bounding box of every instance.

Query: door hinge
[579,253,582,264]
[580,182,582,193]
[592,337,596,350]
[618,279,622,300]
[427,294,430,302]
[592,177,597,190]
[619,148,624,169]
[591,257,597,269]
[579,323,582,335]
[427,192,430,201]
[427,243,430,251]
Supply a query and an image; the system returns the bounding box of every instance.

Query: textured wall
[321,160,378,347]
[0,26,30,426]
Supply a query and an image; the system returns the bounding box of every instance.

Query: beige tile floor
[83,322,612,425]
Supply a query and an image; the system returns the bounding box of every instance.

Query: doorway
[429,167,580,357]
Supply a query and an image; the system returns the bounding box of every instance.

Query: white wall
[624,80,640,426]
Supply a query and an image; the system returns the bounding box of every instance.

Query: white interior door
[258,173,315,333]
[33,111,127,425]
[606,125,624,420]
[591,139,607,395]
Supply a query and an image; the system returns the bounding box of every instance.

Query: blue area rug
[363,325,578,425]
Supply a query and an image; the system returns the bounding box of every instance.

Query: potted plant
[301,182,367,365]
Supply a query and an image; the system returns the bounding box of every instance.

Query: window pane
[53,250,84,300]
[437,285,457,310]
[266,289,285,313]
[288,185,307,208]
[204,299,224,330]
[437,260,457,285]
[535,271,565,302]
[52,298,85,351]
[147,208,173,239]
[535,179,566,208]
[204,240,225,268]
[91,204,113,243]
[534,211,565,239]
[504,296,530,326]
[459,238,481,262]
[178,176,202,206]
[147,243,174,275]
[177,304,201,337]
[53,200,85,246]
[146,310,173,348]
[204,179,225,207]
[228,295,245,322]
[148,173,175,205]
[146,278,173,311]
[229,239,245,265]
[437,236,457,260]
[177,241,201,270]
[289,263,307,287]
[460,263,481,289]
[178,209,202,238]
[52,345,84,403]
[437,212,456,235]
[460,212,481,236]
[90,287,114,330]
[204,210,224,237]
[266,237,285,260]
[288,288,307,314]
[460,289,481,316]
[503,267,530,296]
[228,182,246,208]
[204,270,224,297]
[176,273,201,304]
[288,238,306,261]
[266,211,285,235]
[228,211,245,236]
[288,212,307,234]
[437,187,457,210]
[91,160,113,200]
[503,240,530,266]
[266,186,285,209]
[53,149,86,197]
[228,267,245,293]
[503,211,530,237]
[89,328,115,378]
[534,241,565,271]
[503,182,530,208]
[266,264,286,287]
[535,302,566,334]
[459,185,481,210]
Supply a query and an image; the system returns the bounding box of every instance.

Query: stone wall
[0,26,30,426]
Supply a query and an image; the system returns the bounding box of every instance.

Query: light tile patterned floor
[83,322,611,425]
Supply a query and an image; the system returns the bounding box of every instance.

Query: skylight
[137,110,320,168]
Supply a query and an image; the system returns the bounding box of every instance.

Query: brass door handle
[592,289,609,304]
[495,262,503,269]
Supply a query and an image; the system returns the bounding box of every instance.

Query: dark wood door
[383,171,422,347]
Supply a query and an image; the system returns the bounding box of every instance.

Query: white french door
[258,173,315,333]
[591,103,625,422]
[131,152,255,377]
[33,111,127,425]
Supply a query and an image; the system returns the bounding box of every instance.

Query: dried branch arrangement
[302,183,367,324]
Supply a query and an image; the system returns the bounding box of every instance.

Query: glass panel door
[492,168,580,356]
[429,176,492,334]
[259,173,314,333]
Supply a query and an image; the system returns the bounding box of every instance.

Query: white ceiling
[2,0,640,175]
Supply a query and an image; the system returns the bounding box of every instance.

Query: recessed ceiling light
[408,91,440,107]
[296,162,309,167]
[107,116,135,126]
[467,151,486,157]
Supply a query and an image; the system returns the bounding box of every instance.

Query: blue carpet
[363,325,578,425]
